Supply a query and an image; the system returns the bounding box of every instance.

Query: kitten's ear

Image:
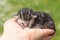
[14,15,20,19]
[31,15,37,19]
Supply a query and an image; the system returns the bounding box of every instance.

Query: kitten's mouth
[18,21,29,29]
[23,22,29,27]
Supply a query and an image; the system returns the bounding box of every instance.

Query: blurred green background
[0,0,60,40]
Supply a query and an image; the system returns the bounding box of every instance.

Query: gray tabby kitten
[15,8,56,35]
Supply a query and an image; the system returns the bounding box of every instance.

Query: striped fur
[15,8,56,32]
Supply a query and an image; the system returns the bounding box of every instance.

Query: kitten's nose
[23,21,29,27]
[21,21,29,29]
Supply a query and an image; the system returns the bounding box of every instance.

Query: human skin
[1,18,54,40]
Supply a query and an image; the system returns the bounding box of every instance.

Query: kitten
[15,8,56,32]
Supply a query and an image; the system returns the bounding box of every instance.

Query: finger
[24,28,54,39]
[25,28,54,35]
[40,29,54,37]
[24,28,54,36]
[42,35,54,40]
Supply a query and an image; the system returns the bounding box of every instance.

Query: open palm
[1,18,54,40]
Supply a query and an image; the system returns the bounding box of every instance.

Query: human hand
[1,18,54,40]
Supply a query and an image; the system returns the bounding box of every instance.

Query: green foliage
[0,0,60,40]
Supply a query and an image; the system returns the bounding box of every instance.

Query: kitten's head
[16,8,37,21]
[15,8,37,28]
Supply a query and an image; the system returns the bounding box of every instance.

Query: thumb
[3,18,22,31]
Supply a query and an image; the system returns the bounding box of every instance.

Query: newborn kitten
[15,8,56,32]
